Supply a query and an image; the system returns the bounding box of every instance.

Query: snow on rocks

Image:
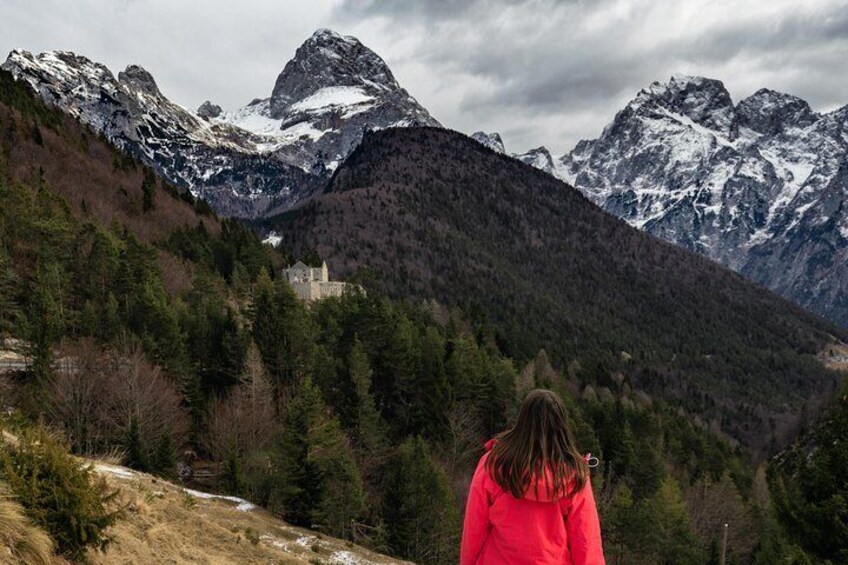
[553,74,848,326]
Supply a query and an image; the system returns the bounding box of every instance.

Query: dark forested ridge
[266,126,846,454]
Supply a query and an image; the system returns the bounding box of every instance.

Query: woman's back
[461,440,604,564]
[460,390,605,564]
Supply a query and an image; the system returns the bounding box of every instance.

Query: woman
[461,389,605,564]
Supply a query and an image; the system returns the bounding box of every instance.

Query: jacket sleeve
[563,476,605,564]
[460,456,491,565]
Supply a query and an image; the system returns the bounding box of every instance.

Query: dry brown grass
[87,462,411,565]
[0,484,55,565]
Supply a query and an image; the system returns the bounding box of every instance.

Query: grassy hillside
[90,459,411,565]
[266,126,846,454]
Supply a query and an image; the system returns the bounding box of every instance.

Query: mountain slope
[555,75,848,327]
[0,67,217,244]
[267,126,845,453]
[2,29,438,218]
[89,460,409,565]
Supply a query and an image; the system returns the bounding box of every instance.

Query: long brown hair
[486,389,588,499]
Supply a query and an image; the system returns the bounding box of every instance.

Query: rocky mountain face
[520,75,848,327]
[514,146,557,175]
[219,29,439,183]
[470,131,505,153]
[2,29,438,218]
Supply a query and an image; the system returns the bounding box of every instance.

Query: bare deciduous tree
[48,339,188,463]
[685,473,757,561]
[202,342,275,461]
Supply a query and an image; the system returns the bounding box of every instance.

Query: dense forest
[0,69,845,563]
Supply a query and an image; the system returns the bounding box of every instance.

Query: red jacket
[461,440,605,565]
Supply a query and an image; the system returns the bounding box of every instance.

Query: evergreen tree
[251,270,316,400]
[124,416,148,471]
[348,336,384,455]
[0,246,20,336]
[151,432,175,475]
[78,300,98,336]
[26,262,65,388]
[273,378,364,538]
[636,477,704,564]
[769,386,848,563]
[382,436,459,564]
[414,326,450,440]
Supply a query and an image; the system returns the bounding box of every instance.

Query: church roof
[290,261,308,269]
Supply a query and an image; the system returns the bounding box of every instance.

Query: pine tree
[414,326,450,440]
[151,432,175,475]
[101,293,120,339]
[124,416,148,471]
[348,336,384,455]
[0,246,20,336]
[78,300,98,336]
[26,262,65,389]
[382,436,459,564]
[273,378,364,538]
[637,477,704,564]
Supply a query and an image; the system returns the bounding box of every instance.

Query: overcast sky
[2,0,847,154]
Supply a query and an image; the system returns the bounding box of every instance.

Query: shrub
[0,425,120,560]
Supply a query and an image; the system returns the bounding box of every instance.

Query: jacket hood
[484,439,570,502]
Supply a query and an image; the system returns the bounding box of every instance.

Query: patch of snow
[279,120,328,142]
[330,550,363,564]
[290,86,373,113]
[218,99,281,137]
[659,107,734,149]
[181,487,256,512]
[95,463,137,479]
[295,535,315,548]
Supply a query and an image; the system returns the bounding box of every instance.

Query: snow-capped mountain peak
[2,29,440,218]
[471,131,505,153]
[117,64,160,96]
[269,27,402,118]
[736,88,819,135]
[553,75,848,327]
[515,146,555,174]
[629,74,737,139]
[213,28,438,178]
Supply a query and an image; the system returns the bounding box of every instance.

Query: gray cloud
[334,0,848,152]
[1,0,846,155]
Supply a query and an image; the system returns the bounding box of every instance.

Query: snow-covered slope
[549,75,848,327]
[1,29,438,218]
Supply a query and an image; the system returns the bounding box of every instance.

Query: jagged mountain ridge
[1,29,438,218]
[510,75,848,327]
